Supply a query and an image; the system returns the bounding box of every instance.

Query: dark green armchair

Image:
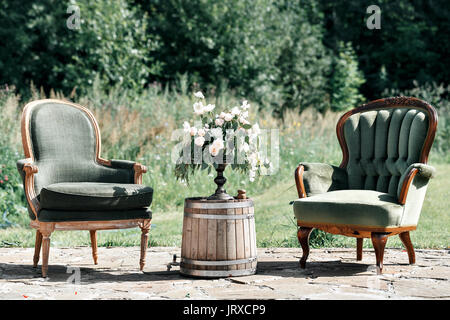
[293,97,438,274]
[17,99,153,277]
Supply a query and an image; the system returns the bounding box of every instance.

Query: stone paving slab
[0,247,449,300]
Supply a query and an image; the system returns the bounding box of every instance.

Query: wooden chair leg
[90,230,98,265]
[297,227,313,269]
[399,231,415,264]
[139,220,151,271]
[39,224,54,278]
[356,238,363,261]
[33,230,43,267]
[371,232,389,275]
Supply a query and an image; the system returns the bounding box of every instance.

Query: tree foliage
[1,0,448,113]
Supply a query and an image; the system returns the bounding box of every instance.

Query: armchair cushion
[300,162,348,196]
[293,190,404,228]
[40,182,153,211]
[38,208,151,222]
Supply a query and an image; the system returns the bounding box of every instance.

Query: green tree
[0,0,159,96]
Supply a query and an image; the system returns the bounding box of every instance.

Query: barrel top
[185,197,252,203]
[184,197,253,209]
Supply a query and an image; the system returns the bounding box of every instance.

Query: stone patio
[0,246,449,300]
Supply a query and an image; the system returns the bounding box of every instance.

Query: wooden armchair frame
[20,99,151,277]
[294,97,438,274]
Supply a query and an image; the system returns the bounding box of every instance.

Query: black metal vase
[207,163,233,200]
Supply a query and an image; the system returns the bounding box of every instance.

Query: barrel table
[180,197,257,278]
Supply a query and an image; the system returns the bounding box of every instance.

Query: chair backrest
[21,99,131,195]
[336,97,437,197]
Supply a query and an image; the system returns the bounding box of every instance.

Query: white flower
[197,128,206,137]
[251,123,261,135]
[194,91,205,99]
[209,144,220,156]
[215,118,224,126]
[204,124,209,128]
[248,153,258,167]
[209,138,224,157]
[241,100,250,110]
[224,113,233,122]
[190,127,198,136]
[214,138,224,149]
[183,121,191,133]
[193,102,204,115]
[239,116,249,125]
[241,111,249,118]
[210,128,223,138]
[194,136,205,147]
[219,112,226,119]
[231,106,240,116]
[204,104,215,112]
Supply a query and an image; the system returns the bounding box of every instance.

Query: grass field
[1,163,448,250]
[0,88,448,250]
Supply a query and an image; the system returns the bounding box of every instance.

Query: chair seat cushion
[40,182,153,211]
[38,208,151,222]
[293,190,404,228]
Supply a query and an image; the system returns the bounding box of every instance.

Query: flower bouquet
[174,91,271,200]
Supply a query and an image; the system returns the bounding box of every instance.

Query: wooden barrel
[180,197,257,278]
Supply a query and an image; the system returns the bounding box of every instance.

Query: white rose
[241,100,250,110]
[197,128,206,137]
[204,104,215,112]
[209,144,220,156]
[219,112,226,119]
[239,116,249,125]
[212,138,224,150]
[231,106,240,116]
[224,113,233,122]
[215,118,224,126]
[194,136,205,147]
[190,127,198,136]
[194,91,205,99]
[193,102,204,115]
[241,111,249,118]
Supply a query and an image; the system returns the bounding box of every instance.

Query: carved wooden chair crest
[17,99,153,277]
[293,97,438,273]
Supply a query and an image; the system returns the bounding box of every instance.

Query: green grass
[0,86,449,250]
[1,163,448,250]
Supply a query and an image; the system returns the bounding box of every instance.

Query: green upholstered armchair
[293,97,438,274]
[17,99,153,277]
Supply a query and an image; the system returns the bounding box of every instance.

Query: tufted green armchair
[17,99,153,277]
[292,97,438,274]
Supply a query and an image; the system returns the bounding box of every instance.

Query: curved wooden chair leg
[90,230,98,265]
[33,230,43,267]
[399,231,415,264]
[297,227,313,269]
[371,232,388,274]
[139,219,151,271]
[356,238,363,261]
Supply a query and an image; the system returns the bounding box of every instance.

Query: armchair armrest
[100,159,148,184]
[16,158,40,218]
[397,163,435,205]
[295,162,348,198]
